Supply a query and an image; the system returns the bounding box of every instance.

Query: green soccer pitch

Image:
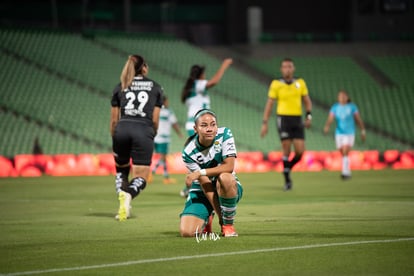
[1,170,413,275]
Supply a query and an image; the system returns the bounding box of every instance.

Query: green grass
[1,170,414,275]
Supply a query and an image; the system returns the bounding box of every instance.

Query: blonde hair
[120,56,136,90]
[120,55,146,91]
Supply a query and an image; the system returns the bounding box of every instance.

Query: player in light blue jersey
[180,109,243,237]
[152,95,183,184]
[324,90,366,179]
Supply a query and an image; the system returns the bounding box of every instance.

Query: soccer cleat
[117,191,131,221]
[221,224,238,237]
[284,181,292,191]
[203,212,215,234]
[283,170,292,191]
[163,178,177,184]
[114,204,131,220]
[341,174,351,180]
[115,211,130,220]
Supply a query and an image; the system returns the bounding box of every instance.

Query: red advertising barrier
[0,150,412,177]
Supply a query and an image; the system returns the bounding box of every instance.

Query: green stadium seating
[0,28,124,93]
[0,51,111,154]
[0,110,105,157]
[368,56,414,143]
[0,28,411,157]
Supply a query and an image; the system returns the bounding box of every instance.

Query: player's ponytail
[181,79,193,103]
[120,55,146,91]
[184,133,197,147]
[181,65,205,103]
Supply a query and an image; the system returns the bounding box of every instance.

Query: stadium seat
[44,158,56,175]
[324,152,342,171]
[95,166,111,176]
[349,151,364,169]
[97,153,116,175]
[76,154,99,175]
[302,151,317,167]
[238,151,264,163]
[14,154,35,174]
[20,166,42,177]
[0,156,14,177]
[364,150,387,170]
[315,151,331,163]
[254,160,272,172]
[391,159,414,170]
[291,160,307,172]
[52,154,77,175]
[267,151,283,163]
[235,157,255,173]
[383,150,400,164]
[399,152,414,169]
[273,161,283,172]
[372,162,387,170]
[364,150,379,165]
[404,150,414,158]
[307,161,324,172]
[48,163,72,176]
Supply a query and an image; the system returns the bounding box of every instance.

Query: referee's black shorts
[112,120,155,166]
[276,115,305,141]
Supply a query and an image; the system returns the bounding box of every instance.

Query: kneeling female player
[180,109,243,237]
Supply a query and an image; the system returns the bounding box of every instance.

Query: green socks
[219,196,237,225]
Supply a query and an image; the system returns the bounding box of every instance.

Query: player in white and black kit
[110,55,164,221]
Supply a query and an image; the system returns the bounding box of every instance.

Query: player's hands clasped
[185,171,201,186]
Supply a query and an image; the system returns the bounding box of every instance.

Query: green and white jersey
[154,106,178,144]
[185,79,210,132]
[182,127,237,192]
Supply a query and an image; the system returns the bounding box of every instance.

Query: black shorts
[276,115,305,140]
[112,120,155,166]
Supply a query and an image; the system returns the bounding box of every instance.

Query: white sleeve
[185,162,201,173]
[195,79,208,94]
[222,128,237,157]
[169,110,178,124]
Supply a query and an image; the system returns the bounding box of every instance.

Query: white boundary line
[2,237,414,276]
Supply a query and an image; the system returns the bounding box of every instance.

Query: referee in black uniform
[110,54,164,221]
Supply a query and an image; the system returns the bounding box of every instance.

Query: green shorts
[154,142,169,155]
[180,182,243,223]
